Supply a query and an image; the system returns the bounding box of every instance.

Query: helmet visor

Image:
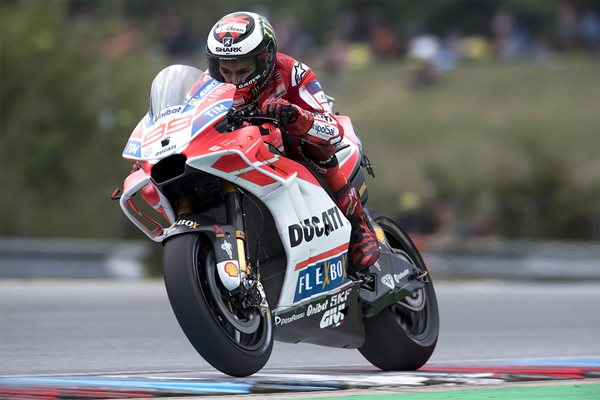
[216,57,257,85]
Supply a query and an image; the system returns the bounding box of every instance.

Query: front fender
[163,215,244,291]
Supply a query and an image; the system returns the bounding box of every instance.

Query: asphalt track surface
[1,280,599,399]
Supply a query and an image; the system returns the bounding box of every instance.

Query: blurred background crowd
[1,0,599,254]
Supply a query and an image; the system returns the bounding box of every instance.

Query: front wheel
[163,234,273,377]
[358,210,439,370]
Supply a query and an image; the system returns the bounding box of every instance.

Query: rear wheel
[358,210,439,370]
[163,234,273,377]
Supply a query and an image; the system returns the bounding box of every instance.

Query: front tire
[358,211,439,370]
[163,234,273,377]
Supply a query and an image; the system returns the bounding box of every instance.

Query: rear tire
[358,210,439,370]
[163,234,273,377]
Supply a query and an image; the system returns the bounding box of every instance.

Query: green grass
[293,383,600,400]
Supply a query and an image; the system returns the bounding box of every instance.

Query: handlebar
[226,102,280,130]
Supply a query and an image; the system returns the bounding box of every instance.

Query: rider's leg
[290,137,380,271]
[326,167,380,272]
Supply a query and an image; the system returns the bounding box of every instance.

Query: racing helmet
[206,11,277,105]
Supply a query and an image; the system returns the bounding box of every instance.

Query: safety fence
[0,236,598,280]
[423,237,600,281]
[0,237,149,279]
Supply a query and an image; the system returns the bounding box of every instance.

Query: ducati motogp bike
[113,65,439,377]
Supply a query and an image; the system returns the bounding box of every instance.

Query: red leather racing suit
[189,53,380,270]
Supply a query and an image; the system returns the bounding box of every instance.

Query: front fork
[175,181,249,276]
[172,182,268,312]
[224,182,250,278]
[172,182,250,292]
[223,182,269,314]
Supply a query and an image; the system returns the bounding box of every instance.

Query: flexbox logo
[288,207,344,248]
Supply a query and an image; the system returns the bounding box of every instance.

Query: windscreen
[148,65,203,121]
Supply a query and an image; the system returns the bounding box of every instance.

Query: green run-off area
[297,383,600,400]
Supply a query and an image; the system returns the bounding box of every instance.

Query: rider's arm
[263,59,343,145]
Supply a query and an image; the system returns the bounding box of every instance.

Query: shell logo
[224,262,239,277]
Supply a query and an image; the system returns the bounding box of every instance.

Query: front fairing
[148,64,202,119]
[122,65,235,163]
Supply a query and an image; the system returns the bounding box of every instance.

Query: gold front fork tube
[237,232,251,275]
[177,196,193,216]
[223,181,251,275]
[223,181,236,194]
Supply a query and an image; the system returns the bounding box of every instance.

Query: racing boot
[334,183,380,272]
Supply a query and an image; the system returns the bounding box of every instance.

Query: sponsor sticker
[197,79,220,99]
[294,253,348,302]
[394,269,410,283]
[381,274,395,290]
[216,260,241,290]
[175,220,200,229]
[288,207,344,248]
[292,62,308,86]
[306,299,329,316]
[298,86,324,111]
[272,83,287,98]
[184,80,233,112]
[259,16,275,41]
[154,144,176,157]
[315,91,328,105]
[123,140,142,158]
[153,106,182,122]
[308,120,339,140]
[313,112,334,123]
[215,14,250,38]
[191,100,232,136]
[306,80,323,95]
[224,262,239,277]
[319,289,351,329]
[274,312,305,326]
[221,239,233,258]
[215,46,242,53]
[373,226,386,243]
[213,225,225,237]
[319,303,345,329]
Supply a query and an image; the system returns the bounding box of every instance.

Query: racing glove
[261,98,314,136]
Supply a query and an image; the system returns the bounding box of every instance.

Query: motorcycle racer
[197,11,380,272]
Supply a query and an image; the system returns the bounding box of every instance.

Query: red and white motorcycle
[113,65,439,377]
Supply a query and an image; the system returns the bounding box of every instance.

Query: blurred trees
[0,0,598,241]
[423,145,599,240]
[0,0,163,237]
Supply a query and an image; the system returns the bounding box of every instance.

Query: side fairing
[264,179,353,310]
[183,127,353,311]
